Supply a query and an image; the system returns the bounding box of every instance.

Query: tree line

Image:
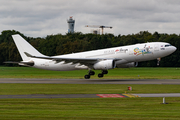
[0,30,179,67]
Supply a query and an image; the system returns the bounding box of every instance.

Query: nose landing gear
[157,58,161,66]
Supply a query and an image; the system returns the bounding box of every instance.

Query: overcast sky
[1,0,180,37]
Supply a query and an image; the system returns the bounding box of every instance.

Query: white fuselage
[31,42,176,71]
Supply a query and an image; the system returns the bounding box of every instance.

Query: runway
[1,93,180,99]
[0,78,180,99]
[0,78,180,84]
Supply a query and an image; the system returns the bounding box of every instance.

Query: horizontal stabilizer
[4,61,20,64]
[4,61,34,66]
[24,52,33,57]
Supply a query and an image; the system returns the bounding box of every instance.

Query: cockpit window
[165,44,172,47]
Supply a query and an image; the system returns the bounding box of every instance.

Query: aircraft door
[129,47,134,55]
[127,47,136,61]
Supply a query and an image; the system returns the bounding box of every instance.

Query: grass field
[0,67,180,119]
[0,84,180,119]
[0,84,180,95]
[0,98,180,120]
[0,67,180,79]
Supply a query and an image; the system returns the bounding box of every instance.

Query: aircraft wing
[24,52,120,65]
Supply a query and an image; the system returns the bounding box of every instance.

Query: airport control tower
[67,16,75,33]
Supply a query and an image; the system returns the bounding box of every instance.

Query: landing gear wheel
[102,70,108,74]
[89,71,95,75]
[84,70,95,79]
[98,73,104,78]
[84,75,90,79]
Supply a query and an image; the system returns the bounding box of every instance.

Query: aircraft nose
[172,46,177,52]
[165,45,177,55]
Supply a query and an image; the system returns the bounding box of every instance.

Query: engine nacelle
[93,60,116,70]
[116,62,138,68]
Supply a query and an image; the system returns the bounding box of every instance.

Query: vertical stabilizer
[12,34,45,61]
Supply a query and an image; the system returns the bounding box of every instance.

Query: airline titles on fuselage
[104,48,128,54]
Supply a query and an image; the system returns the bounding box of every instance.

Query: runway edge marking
[122,94,139,98]
[96,94,139,98]
[96,94,125,98]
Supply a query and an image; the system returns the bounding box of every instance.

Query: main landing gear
[84,70,108,79]
[98,70,108,78]
[84,70,95,79]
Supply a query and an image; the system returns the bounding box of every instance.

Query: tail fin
[12,34,45,61]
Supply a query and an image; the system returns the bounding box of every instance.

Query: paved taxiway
[134,93,180,97]
[0,78,180,84]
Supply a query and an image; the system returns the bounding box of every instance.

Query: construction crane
[85,25,112,34]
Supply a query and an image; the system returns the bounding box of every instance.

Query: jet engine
[116,62,138,68]
[93,60,116,70]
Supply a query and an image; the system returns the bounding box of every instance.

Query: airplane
[5,34,177,79]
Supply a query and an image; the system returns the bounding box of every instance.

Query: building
[67,16,75,33]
